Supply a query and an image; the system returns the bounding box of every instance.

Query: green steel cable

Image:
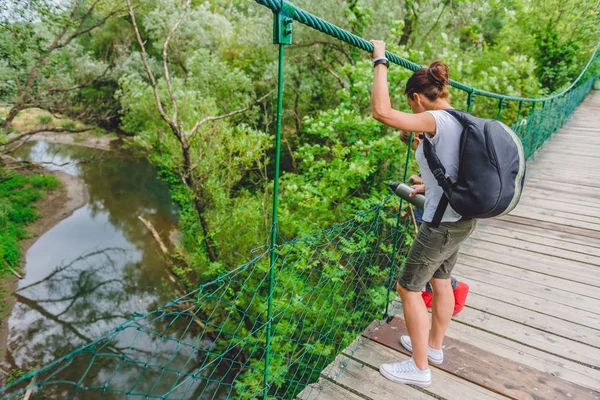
[253,0,599,103]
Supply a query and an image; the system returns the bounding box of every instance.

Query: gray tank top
[415,110,463,223]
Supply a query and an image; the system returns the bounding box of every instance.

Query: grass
[0,167,59,324]
[0,107,84,134]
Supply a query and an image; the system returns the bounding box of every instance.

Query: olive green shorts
[398,219,477,292]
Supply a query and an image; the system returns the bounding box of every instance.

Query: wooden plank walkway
[298,91,600,400]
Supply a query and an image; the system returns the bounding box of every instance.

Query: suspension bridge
[1,1,599,399]
[298,91,600,400]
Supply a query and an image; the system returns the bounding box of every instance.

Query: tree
[123,0,273,268]
[0,0,123,135]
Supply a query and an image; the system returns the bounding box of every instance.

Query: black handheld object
[389,182,425,209]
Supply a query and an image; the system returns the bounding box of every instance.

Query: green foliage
[38,114,52,124]
[1,0,600,398]
[60,120,76,130]
[0,168,59,278]
[91,127,106,136]
[534,28,580,92]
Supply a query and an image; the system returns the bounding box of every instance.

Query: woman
[370,40,476,387]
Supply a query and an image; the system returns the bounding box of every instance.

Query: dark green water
[1,142,234,399]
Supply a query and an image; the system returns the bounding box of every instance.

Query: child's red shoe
[452,281,469,315]
[420,280,469,316]
[421,290,433,309]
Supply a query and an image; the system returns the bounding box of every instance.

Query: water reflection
[0,142,237,398]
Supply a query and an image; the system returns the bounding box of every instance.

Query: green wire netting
[1,0,598,398]
[1,197,414,399]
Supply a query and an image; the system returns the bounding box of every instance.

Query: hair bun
[427,61,449,89]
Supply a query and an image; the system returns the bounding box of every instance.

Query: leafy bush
[60,120,76,130]
[0,169,59,279]
[38,114,52,124]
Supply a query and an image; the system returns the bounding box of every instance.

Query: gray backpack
[422,109,526,227]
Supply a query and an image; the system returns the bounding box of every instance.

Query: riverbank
[0,165,89,359]
[28,131,119,152]
[1,107,121,152]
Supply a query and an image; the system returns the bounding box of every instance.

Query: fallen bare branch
[138,215,169,254]
[2,259,23,279]
[2,127,89,147]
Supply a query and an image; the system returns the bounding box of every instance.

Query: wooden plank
[320,354,434,399]
[535,145,600,157]
[534,141,600,152]
[458,253,600,301]
[509,204,600,232]
[469,230,600,266]
[460,242,600,286]
[512,197,600,219]
[523,174,600,190]
[462,292,600,348]
[545,134,600,143]
[297,380,365,400]
[534,154,600,167]
[445,313,600,392]
[451,306,600,368]
[454,261,600,315]
[344,339,508,400]
[528,166,600,179]
[451,272,600,331]
[523,178,600,197]
[526,172,600,189]
[531,150,600,162]
[527,164,600,180]
[363,317,600,400]
[476,223,600,257]
[497,215,600,243]
[480,218,600,249]
[528,162,600,175]
[557,126,600,133]
[527,165,600,179]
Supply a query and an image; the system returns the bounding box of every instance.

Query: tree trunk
[399,1,420,47]
[399,15,414,46]
[2,106,21,134]
[181,142,219,263]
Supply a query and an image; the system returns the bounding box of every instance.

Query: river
[1,141,233,399]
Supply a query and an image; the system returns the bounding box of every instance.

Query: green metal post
[516,100,523,122]
[526,102,537,158]
[466,91,474,112]
[538,101,547,146]
[383,133,413,321]
[264,8,292,399]
[496,98,504,121]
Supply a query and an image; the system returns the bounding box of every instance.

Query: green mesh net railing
[1,0,598,399]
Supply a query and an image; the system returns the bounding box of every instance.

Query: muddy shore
[0,169,89,359]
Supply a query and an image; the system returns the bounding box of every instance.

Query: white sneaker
[379,358,432,387]
[400,335,444,365]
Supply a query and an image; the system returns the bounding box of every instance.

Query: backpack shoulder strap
[442,108,468,126]
[425,109,470,227]
[422,135,455,227]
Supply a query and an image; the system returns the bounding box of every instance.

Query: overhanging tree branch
[188,90,275,141]
[127,0,178,134]
[46,65,110,94]
[163,0,192,128]
[2,127,89,148]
